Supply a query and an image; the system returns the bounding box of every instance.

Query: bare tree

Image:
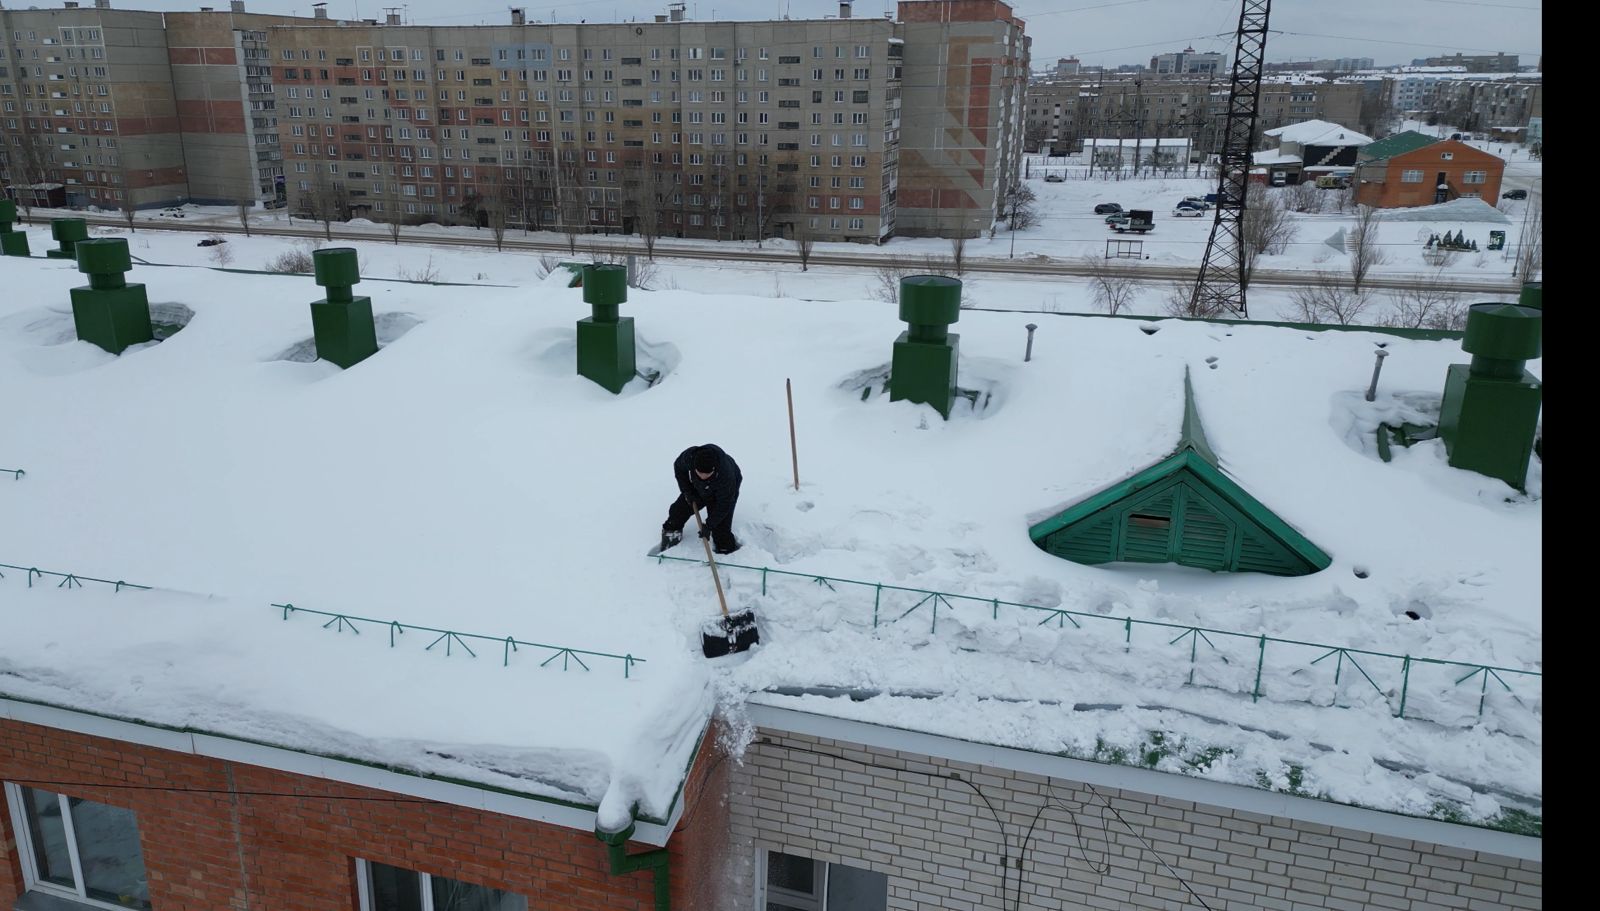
[207,239,234,267]
[555,161,586,255]
[1290,271,1372,325]
[306,169,346,241]
[7,126,52,224]
[1163,278,1227,318]
[480,170,510,251]
[117,167,139,232]
[1000,182,1039,230]
[1241,183,1297,287]
[628,160,663,260]
[949,234,967,275]
[1085,257,1143,315]
[1283,181,1321,213]
[793,220,815,272]
[236,199,254,237]
[1348,204,1387,292]
[1515,195,1542,281]
[1382,271,1466,330]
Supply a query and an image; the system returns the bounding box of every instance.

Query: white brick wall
[726,729,1540,911]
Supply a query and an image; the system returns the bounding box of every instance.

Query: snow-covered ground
[1,228,1539,832]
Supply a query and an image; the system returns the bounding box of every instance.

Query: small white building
[1079,137,1193,169]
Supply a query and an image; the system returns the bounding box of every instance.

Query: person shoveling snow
[656,443,743,556]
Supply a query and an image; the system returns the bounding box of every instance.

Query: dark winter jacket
[674,444,742,530]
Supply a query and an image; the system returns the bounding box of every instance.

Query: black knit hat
[693,447,718,473]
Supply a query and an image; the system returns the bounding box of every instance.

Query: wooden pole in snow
[786,378,800,491]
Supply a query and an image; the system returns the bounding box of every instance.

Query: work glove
[699,525,713,540]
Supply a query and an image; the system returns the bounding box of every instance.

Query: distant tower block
[889,275,962,419]
[69,238,153,355]
[309,248,379,369]
[48,217,89,260]
[576,264,636,394]
[0,200,30,256]
[1439,302,1542,491]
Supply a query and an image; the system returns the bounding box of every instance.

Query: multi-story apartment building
[1023,75,1362,156]
[0,1,321,210]
[895,0,1028,238]
[1424,51,1518,72]
[1424,75,1542,133]
[1149,45,1223,75]
[270,1,1024,243]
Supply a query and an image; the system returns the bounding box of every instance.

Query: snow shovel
[691,506,760,658]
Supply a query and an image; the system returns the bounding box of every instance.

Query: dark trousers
[664,492,738,552]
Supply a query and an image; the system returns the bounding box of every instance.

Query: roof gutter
[595,820,671,911]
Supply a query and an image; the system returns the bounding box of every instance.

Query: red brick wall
[897,0,1016,24]
[1,716,728,911]
[1356,140,1504,208]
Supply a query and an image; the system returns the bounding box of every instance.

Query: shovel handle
[690,506,731,618]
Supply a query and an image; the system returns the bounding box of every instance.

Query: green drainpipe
[595,820,670,911]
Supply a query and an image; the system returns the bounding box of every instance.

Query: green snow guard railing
[0,562,645,679]
[649,554,1540,723]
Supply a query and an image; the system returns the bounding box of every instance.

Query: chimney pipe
[200,6,214,11]
[654,14,666,22]
[95,0,111,7]
[312,3,327,19]
[231,0,245,11]
[510,7,525,25]
[64,1,79,7]
[669,1,684,22]
[839,1,851,18]
[385,12,400,25]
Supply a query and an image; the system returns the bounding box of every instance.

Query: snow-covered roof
[1252,149,1303,165]
[1082,137,1191,147]
[1,243,1541,832]
[1263,120,1375,147]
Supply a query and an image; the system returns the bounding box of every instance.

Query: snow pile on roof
[1252,149,1302,165]
[1378,197,1513,223]
[1264,120,1375,147]
[1,250,1541,831]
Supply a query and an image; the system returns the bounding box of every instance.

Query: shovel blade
[701,609,760,658]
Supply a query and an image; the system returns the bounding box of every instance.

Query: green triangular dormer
[1029,369,1330,576]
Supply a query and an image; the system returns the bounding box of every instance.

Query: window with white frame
[1401,169,1423,183]
[762,850,887,911]
[1463,170,1487,184]
[357,858,527,911]
[5,783,153,910]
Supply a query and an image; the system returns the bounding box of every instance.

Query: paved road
[34,212,1526,295]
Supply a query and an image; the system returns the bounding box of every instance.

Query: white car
[1172,206,1204,217]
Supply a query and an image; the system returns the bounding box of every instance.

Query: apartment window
[762,850,887,911]
[849,217,864,230]
[1440,152,1453,160]
[5,783,153,910]
[1401,169,1423,183]
[1463,170,1487,184]
[358,858,526,911]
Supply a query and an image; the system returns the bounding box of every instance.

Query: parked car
[1175,200,1206,211]
[1502,189,1528,200]
[1180,196,1210,209]
[1044,173,1065,183]
[1094,203,1124,215]
[1203,193,1220,204]
[1112,209,1155,234]
[1171,206,1204,217]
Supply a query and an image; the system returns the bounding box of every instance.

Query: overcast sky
[108,0,1542,68]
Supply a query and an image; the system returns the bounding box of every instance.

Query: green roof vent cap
[1517,281,1541,311]
[1462,302,1540,379]
[898,274,961,343]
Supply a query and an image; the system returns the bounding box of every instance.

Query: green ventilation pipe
[888,274,962,419]
[575,263,637,394]
[309,247,379,369]
[70,238,153,355]
[594,821,670,911]
[48,217,89,259]
[0,199,29,256]
[1438,301,1542,490]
